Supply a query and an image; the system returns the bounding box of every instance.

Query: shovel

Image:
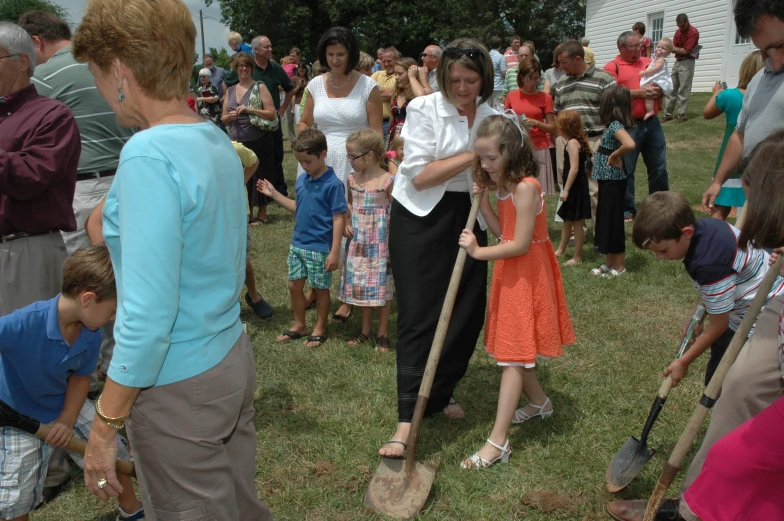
[0,399,136,477]
[643,256,782,520]
[606,305,706,492]
[365,193,482,520]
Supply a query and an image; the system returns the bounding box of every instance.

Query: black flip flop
[277,330,304,342]
[305,335,327,347]
[381,440,407,460]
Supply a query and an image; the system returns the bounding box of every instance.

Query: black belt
[78,169,116,181]
[0,230,59,244]
[587,131,603,137]
[598,145,615,156]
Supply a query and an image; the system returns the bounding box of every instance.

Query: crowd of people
[1,0,783,519]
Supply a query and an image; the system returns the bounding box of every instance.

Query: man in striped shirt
[20,9,134,502]
[552,40,616,222]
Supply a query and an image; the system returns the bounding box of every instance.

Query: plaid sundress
[338,174,394,306]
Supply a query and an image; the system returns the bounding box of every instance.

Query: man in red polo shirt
[663,13,700,123]
[604,31,672,220]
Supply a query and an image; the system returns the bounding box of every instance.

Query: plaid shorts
[0,399,131,518]
[288,245,331,289]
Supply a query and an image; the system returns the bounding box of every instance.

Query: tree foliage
[0,0,68,23]
[207,0,584,65]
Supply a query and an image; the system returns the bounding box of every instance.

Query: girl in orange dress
[458,115,576,469]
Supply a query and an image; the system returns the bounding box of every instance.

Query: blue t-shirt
[0,296,101,423]
[103,123,246,388]
[292,167,347,252]
[715,88,745,127]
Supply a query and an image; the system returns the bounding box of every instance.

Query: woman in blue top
[703,51,764,220]
[72,1,271,519]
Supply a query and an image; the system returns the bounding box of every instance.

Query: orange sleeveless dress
[484,178,576,366]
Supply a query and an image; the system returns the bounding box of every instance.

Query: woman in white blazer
[380,39,497,459]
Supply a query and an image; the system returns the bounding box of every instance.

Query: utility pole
[199,10,206,61]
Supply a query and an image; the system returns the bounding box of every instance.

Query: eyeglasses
[443,47,483,61]
[347,151,370,162]
[0,53,20,61]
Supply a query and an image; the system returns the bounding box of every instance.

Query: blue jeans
[622,116,670,216]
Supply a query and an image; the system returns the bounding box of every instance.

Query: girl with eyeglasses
[338,129,395,352]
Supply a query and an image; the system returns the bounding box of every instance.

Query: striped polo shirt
[552,64,616,136]
[684,219,784,332]
[32,47,134,175]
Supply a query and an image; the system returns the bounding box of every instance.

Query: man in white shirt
[419,44,441,93]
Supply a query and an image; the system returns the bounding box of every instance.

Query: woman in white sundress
[298,26,383,320]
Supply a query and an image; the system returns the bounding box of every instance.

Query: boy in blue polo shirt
[258,128,347,348]
[0,244,144,521]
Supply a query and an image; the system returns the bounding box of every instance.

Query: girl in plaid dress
[339,129,395,352]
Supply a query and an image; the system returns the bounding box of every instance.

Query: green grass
[36,93,725,521]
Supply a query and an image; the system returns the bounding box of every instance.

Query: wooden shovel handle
[405,193,482,471]
[644,256,782,520]
[36,423,136,476]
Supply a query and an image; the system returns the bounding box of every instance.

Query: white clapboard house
[584,0,755,91]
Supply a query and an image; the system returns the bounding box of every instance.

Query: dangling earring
[117,84,125,102]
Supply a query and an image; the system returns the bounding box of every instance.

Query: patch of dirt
[520,490,587,515]
[314,460,335,476]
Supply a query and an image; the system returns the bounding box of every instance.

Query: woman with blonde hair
[379,38,497,459]
[703,50,764,220]
[387,57,424,149]
[72,0,272,518]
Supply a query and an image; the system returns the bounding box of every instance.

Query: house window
[735,34,751,45]
[648,12,664,44]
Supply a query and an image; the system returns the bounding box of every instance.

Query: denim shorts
[287,245,330,289]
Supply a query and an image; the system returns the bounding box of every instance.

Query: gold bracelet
[95,395,130,429]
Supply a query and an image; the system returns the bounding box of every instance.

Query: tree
[208,47,231,70]
[206,0,584,64]
[0,0,68,23]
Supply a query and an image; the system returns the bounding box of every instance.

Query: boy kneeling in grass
[257,129,347,347]
[632,191,784,387]
[0,244,144,521]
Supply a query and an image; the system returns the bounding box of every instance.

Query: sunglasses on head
[443,47,483,61]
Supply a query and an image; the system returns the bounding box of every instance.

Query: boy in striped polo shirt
[632,191,784,388]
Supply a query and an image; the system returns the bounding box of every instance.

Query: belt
[78,169,116,181]
[598,145,615,156]
[587,131,603,137]
[0,230,59,244]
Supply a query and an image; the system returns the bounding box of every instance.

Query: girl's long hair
[472,115,538,189]
[392,57,417,101]
[599,85,635,128]
[556,110,591,156]
[738,130,784,251]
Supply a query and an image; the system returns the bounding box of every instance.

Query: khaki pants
[665,59,696,119]
[556,135,600,226]
[126,333,272,521]
[0,232,67,316]
[679,295,784,517]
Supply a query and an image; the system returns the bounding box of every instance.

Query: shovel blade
[606,436,656,492]
[364,458,436,520]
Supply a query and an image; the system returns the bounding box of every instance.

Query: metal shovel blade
[606,436,656,492]
[365,458,436,520]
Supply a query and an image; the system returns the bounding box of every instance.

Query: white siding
[585,0,731,92]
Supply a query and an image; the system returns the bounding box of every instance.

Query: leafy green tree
[207,47,231,70]
[206,0,584,65]
[0,0,69,23]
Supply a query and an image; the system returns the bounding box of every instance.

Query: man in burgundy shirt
[0,22,80,316]
[663,13,700,123]
[604,31,671,220]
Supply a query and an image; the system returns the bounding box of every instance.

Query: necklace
[329,72,352,89]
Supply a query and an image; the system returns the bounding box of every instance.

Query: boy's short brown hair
[61,243,116,302]
[292,128,328,157]
[632,191,696,249]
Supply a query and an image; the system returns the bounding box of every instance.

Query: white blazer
[393,92,497,229]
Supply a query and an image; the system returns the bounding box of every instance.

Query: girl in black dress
[554,110,592,266]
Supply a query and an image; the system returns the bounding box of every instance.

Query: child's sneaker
[117,505,145,521]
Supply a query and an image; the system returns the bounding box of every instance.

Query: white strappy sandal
[512,397,553,423]
[460,438,511,469]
